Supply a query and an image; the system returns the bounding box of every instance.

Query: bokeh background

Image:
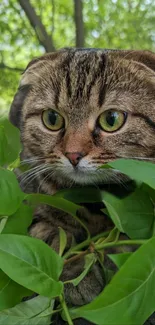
[0,0,155,110]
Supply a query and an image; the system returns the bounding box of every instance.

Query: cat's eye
[42,109,65,131]
[98,110,127,132]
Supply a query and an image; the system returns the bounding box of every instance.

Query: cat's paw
[62,261,105,306]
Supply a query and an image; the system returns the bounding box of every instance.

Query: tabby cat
[10,48,155,325]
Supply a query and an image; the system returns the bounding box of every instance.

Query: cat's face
[10,49,155,188]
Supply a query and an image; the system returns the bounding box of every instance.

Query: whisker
[38,168,55,193]
[117,155,155,161]
[20,164,51,185]
[20,169,52,188]
[19,157,45,166]
[19,164,47,177]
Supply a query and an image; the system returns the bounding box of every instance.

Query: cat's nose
[65,152,84,166]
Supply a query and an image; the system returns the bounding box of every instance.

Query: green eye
[42,109,65,131]
[98,110,127,132]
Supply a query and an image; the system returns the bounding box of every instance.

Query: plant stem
[95,239,147,250]
[64,230,110,259]
[59,295,73,325]
[64,249,89,265]
[64,239,146,265]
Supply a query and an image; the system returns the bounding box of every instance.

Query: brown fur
[10,48,155,324]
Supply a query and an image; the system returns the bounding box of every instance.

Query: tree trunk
[18,0,55,52]
[74,0,84,47]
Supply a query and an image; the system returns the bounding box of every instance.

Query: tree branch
[51,0,55,34]
[0,63,23,72]
[74,0,84,47]
[18,0,55,52]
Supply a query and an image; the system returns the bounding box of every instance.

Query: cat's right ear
[9,84,31,129]
[9,51,65,128]
[9,57,40,129]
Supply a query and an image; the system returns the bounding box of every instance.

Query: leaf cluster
[0,117,155,324]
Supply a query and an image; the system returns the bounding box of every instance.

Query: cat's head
[9,48,155,188]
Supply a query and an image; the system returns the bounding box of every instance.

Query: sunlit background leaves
[0,0,155,107]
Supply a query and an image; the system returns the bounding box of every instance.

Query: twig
[18,0,55,52]
[64,249,89,265]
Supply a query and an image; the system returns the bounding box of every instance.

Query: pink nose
[65,152,83,166]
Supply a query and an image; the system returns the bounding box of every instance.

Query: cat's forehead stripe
[54,50,107,108]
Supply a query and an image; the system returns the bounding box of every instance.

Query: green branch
[64,230,110,259]
[59,295,73,325]
[95,239,147,250]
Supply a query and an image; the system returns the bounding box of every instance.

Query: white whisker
[19,164,47,178]
[37,168,54,193]
[117,155,155,161]
[20,164,51,186]
[19,157,45,166]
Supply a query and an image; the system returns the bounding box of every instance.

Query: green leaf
[0,217,8,233]
[59,227,67,256]
[0,234,63,298]
[0,168,24,216]
[2,204,32,235]
[101,193,124,232]
[70,237,155,324]
[27,193,90,239]
[0,295,53,325]
[55,187,102,203]
[102,188,154,239]
[107,159,155,190]
[141,184,155,236]
[0,118,21,165]
[26,193,80,218]
[141,183,155,203]
[0,126,8,166]
[0,270,31,312]
[68,253,96,287]
[104,268,115,285]
[108,253,132,269]
[95,227,119,246]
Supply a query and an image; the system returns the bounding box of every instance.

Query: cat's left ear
[120,50,155,73]
[133,50,155,72]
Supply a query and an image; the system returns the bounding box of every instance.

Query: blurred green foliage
[0,0,155,105]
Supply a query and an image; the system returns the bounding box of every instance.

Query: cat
[9,48,155,324]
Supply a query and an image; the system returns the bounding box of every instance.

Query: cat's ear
[9,84,30,128]
[9,52,60,128]
[9,57,42,129]
[119,50,155,73]
[131,51,155,72]
[138,51,155,72]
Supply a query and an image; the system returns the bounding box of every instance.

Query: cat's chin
[52,166,130,187]
[47,158,129,187]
